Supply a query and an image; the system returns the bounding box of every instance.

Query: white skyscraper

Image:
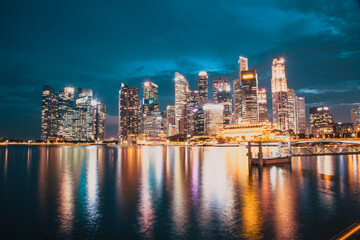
[174,72,189,135]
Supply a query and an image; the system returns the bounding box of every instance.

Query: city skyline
[0,0,359,139]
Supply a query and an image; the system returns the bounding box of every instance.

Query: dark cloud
[0,0,359,139]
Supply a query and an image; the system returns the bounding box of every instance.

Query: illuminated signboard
[76,97,88,105]
[146,98,154,105]
[242,74,254,79]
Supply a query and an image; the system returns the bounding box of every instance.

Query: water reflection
[2,145,360,239]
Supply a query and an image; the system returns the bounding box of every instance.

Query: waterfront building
[351,107,360,130]
[213,77,228,103]
[57,87,75,141]
[295,96,306,134]
[333,122,354,138]
[219,122,275,141]
[287,89,296,132]
[271,58,288,132]
[142,111,164,140]
[166,105,176,137]
[74,88,93,141]
[142,81,159,116]
[118,83,141,142]
[233,56,249,123]
[194,107,205,136]
[161,111,168,136]
[186,90,199,136]
[238,56,248,77]
[92,100,106,141]
[142,81,159,134]
[215,83,232,124]
[233,78,242,123]
[309,105,334,136]
[258,89,268,122]
[41,86,58,141]
[198,71,209,106]
[203,104,224,135]
[240,70,259,122]
[175,72,189,135]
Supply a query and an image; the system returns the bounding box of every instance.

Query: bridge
[247,140,360,166]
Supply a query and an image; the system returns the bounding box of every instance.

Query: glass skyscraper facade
[41,86,106,142]
[258,88,268,122]
[175,72,189,135]
[240,70,259,122]
[41,86,58,141]
[198,71,209,106]
[118,83,140,142]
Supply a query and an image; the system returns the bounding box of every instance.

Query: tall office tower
[258,88,268,122]
[118,83,141,142]
[142,81,159,116]
[309,105,334,136]
[213,77,228,103]
[203,104,224,135]
[295,96,306,134]
[271,58,288,131]
[287,89,296,132]
[240,70,259,122]
[57,87,75,141]
[162,111,168,136]
[92,100,106,142]
[198,71,209,106]
[238,56,249,75]
[233,78,242,123]
[194,107,205,136]
[41,86,58,141]
[351,107,360,130]
[142,81,159,134]
[166,105,176,136]
[175,72,189,135]
[142,112,163,140]
[216,83,232,124]
[185,90,199,136]
[74,88,94,141]
[233,56,249,123]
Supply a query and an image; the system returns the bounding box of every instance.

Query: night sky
[0,0,359,139]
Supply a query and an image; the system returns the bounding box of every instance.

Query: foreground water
[1,145,360,239]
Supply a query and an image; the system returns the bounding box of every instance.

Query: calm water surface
[1,145,360,239]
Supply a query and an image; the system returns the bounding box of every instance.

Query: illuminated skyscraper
[213,77,227,103]
[240,70,259,122]
[295,96,306,134]
[186,90,199,136]
[203,104,224,135]
[287,89,296,132]
[258,89,268,122]
[142,111,163,140]
[233,78,242,123]
[142,81,159,116]
[233,56,249,123]
[175,72,189,135]
[238,56,248,78]
[142,81,159,134]
[194,107,205,136]
[216,83,232,124]
[58,87,75,141]
[166,105,176,136]
[271,58,288,131]
[92,100,106,142]
[41,86,58,141]
[198,71,209,106]
[310,105,334,136]
[74,88,93,141]
[118,83,141,142]
[351,107,360,130]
